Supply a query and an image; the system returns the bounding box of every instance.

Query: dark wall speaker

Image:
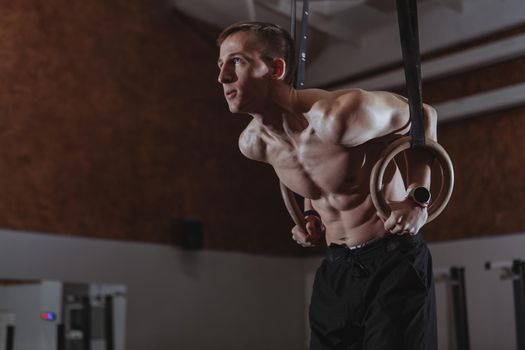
[172,219,203,250]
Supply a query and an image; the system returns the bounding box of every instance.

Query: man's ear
[272,58,287,80]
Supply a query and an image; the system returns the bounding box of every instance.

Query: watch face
[414,187,431,204]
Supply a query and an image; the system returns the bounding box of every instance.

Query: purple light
[40,312,57,321]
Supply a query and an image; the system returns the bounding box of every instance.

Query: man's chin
[228,104,243,114]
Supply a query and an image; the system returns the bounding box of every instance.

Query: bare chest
[267,129,374,199]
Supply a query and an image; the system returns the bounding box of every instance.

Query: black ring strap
[396,0,426,148]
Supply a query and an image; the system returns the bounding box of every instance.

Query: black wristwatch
[303,210,321,220]
[303,210,326,232]
[408,187,431,208]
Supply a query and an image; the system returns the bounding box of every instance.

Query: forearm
[304,198,313,211]
[404,104,437,193]
[404,150,432,191]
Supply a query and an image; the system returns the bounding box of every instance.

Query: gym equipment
[485,259,525,350]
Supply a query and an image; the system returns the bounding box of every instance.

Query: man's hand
[383,199,428,235]
[291,216,325,247]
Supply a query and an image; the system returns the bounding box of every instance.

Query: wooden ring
[369,136,454,223]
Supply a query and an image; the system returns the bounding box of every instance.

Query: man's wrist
[407,186,431,208]
[303,209,321,220]
[303,210,326,232]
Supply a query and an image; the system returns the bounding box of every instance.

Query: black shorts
[309,233,437,350]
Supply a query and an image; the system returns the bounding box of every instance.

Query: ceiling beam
[435,82,525,123]
[256,0,361,46]
[435,0,464,13]
[334,32,525,90]
[245,0,257,20]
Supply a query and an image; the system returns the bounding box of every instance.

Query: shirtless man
[217,22,437,350]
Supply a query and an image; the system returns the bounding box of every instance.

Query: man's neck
[249,83,307,137]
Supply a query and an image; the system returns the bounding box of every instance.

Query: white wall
[3,228,524,350]
[0,281,61,350]
[304,232,525,350]
[0,312,15,350]
[430,233,525,350]
[0,229,306,350]
[0,284,42,350]
[88,283,127,350]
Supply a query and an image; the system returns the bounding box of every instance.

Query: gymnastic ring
[369,136,454,223]
[279,181,306,232]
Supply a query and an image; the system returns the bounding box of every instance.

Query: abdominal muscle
[314,194,390,246]
[306,156,407,246]
[260,128,408,247]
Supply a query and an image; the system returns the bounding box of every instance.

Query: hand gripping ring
[369,136,454,223]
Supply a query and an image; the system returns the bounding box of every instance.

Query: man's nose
[218,65,234,84]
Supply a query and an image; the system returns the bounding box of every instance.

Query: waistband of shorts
[326,233,423,262]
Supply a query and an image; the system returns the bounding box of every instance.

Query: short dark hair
[217,22,296,85]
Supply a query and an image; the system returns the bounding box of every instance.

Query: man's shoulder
[305,89,369,126]
[330,89,405,107]
[239,119,265,144]
[301,88,365,109]
[305,89,410,147]
[306,88,378,117]
[238,120,268,161]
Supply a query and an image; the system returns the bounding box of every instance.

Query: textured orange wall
[1,0,524,255]
[0,0,307,255]
[385,23,525,242]
[421,56,525,241]
[424,104,525,241]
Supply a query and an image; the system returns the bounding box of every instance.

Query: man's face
[217,31,273,114]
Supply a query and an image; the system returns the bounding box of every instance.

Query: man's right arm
[291,198,325,247]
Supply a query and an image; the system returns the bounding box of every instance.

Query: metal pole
[56,324,65,350]
[290,0,296,41]
[296,0,310,90]
[512,260,525,350]
[105,296,115,350]
[485,259,525,350]
[450,267,470,350]
[82,296,92,350]
[5,325,14,350]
